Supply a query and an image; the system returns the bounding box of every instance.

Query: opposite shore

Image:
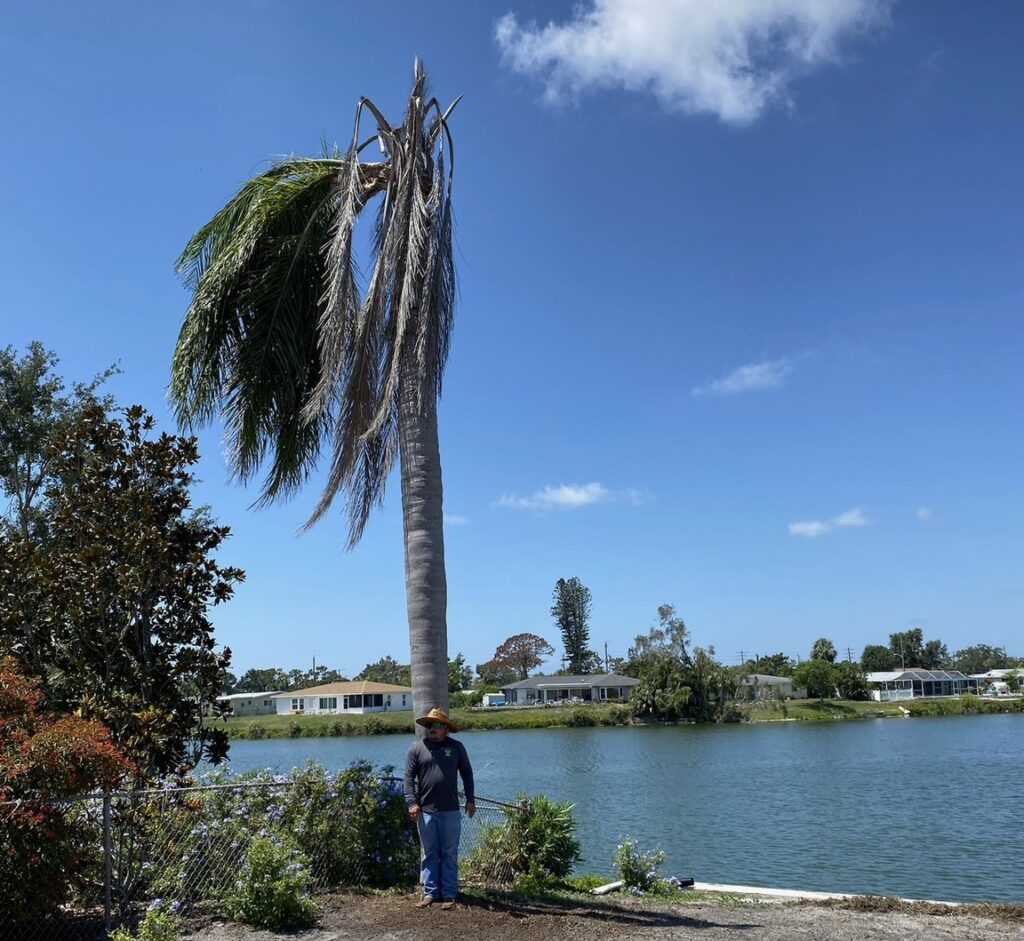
[220,696,1024,739]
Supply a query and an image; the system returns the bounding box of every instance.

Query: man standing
[404,707,475,909]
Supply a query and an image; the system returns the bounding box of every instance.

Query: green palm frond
[171,62,458,545]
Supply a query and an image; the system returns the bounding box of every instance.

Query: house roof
[502,673,640,691]
[271,681,412,699]
[866,669,971,683]
[217,691,281,701]
[969,668,1021,679]
[740,674,793,684]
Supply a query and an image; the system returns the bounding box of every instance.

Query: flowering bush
[464,794,581,886]
[110,900,181,941]
[614,838,665,894]
[223,835,318,930]
[0,657,133,922]
[144,760,418,905]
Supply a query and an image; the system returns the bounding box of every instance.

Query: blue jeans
[417,810,461,900]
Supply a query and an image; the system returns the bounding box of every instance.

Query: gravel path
[184,891,1024,941]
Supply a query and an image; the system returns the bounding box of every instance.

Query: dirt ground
[184,890,1024,941]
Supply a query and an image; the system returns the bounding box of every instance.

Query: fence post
[103,789,113,933]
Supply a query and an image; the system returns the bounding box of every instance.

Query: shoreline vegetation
[220,696,1024,740]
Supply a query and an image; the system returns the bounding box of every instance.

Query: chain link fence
[2,772,518,941]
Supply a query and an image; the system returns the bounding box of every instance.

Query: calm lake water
[222,715,1024,902]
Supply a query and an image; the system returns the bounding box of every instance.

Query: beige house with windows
[273,681,412,716]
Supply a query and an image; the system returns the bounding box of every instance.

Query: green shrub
[288,721,304,738]
[564,873,607,892]
[329,719,350,736]
[285,762,418,888]
[247,723,266,740]
[110,902,180,941]
[599,704,631,726]
[464,795,581,886]
[566,708,596,727]
[146,761,417,901]
[614,838,665,893]
[223,835,318,930]
[959,693,981,713]
[362,715,385,735]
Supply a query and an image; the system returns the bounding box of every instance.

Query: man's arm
[457,741,475,812]
[404,744,420,813]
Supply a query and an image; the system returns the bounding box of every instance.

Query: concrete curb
[691,882,960,907]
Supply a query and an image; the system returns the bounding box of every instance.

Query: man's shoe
[416,896,436,908]
[440,899,456,911]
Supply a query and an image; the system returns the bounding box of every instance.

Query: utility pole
[846,647,854,664]
[604,642,609,673]
[739,650,746,666]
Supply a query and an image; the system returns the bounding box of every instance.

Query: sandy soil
[184,890,1024,941]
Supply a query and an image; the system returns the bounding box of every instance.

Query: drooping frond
[171,62,458,545]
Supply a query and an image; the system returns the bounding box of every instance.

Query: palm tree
[170,62,459,722]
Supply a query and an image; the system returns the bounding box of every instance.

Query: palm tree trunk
[398,364,448,733]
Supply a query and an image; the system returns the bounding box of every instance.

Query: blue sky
[2,1,1021,676]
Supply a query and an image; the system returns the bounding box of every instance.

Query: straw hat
[415,707,457,731]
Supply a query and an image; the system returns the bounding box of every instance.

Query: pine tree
[551,577,599,674]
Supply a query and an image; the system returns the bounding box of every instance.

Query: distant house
[736,674,806,701]
[501,673,640,706]
[970,669,1022,697]
[865,669,979,702]
[217,691,281,716]
[272,681,413,716]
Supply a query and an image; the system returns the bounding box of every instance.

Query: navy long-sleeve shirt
[404,736,474,813]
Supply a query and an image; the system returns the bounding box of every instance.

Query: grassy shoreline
[219,696,1024,740]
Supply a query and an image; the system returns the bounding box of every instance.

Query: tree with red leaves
[1,657,133,923]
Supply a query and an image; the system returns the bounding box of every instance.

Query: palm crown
[171,62,457,546]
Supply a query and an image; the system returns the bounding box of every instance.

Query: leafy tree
[170,64,462,727]
[0,657,134,923]
[236,668,291,693]
[746,652,794,676]
[922,639,950,669]
[0,405,243,778]
[860,644,896,673]
[792,659,837,700]
[888,627,948,669]
[628,604,690,668]
[952,644,1010,675]
[475,658,517,687]
[687,646,736,721]
[630,656,692,721]
[551,577,598,674]
[356,656,411,687]
[490,632,555,680]
[448,653,472,692]
[810,637,837,663]
[1006,670,1022,694]
[834,661,868,700]
[221,670,239,694]
[0,342,116,541]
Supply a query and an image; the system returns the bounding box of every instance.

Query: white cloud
[833,507,867,528]
[788,519,832,538]
[496,0,889,124]
[692,358,793,396]
[499,482,610,510]
[443,513,469,526]
[915,507,933,522]
[789,506,868,538]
